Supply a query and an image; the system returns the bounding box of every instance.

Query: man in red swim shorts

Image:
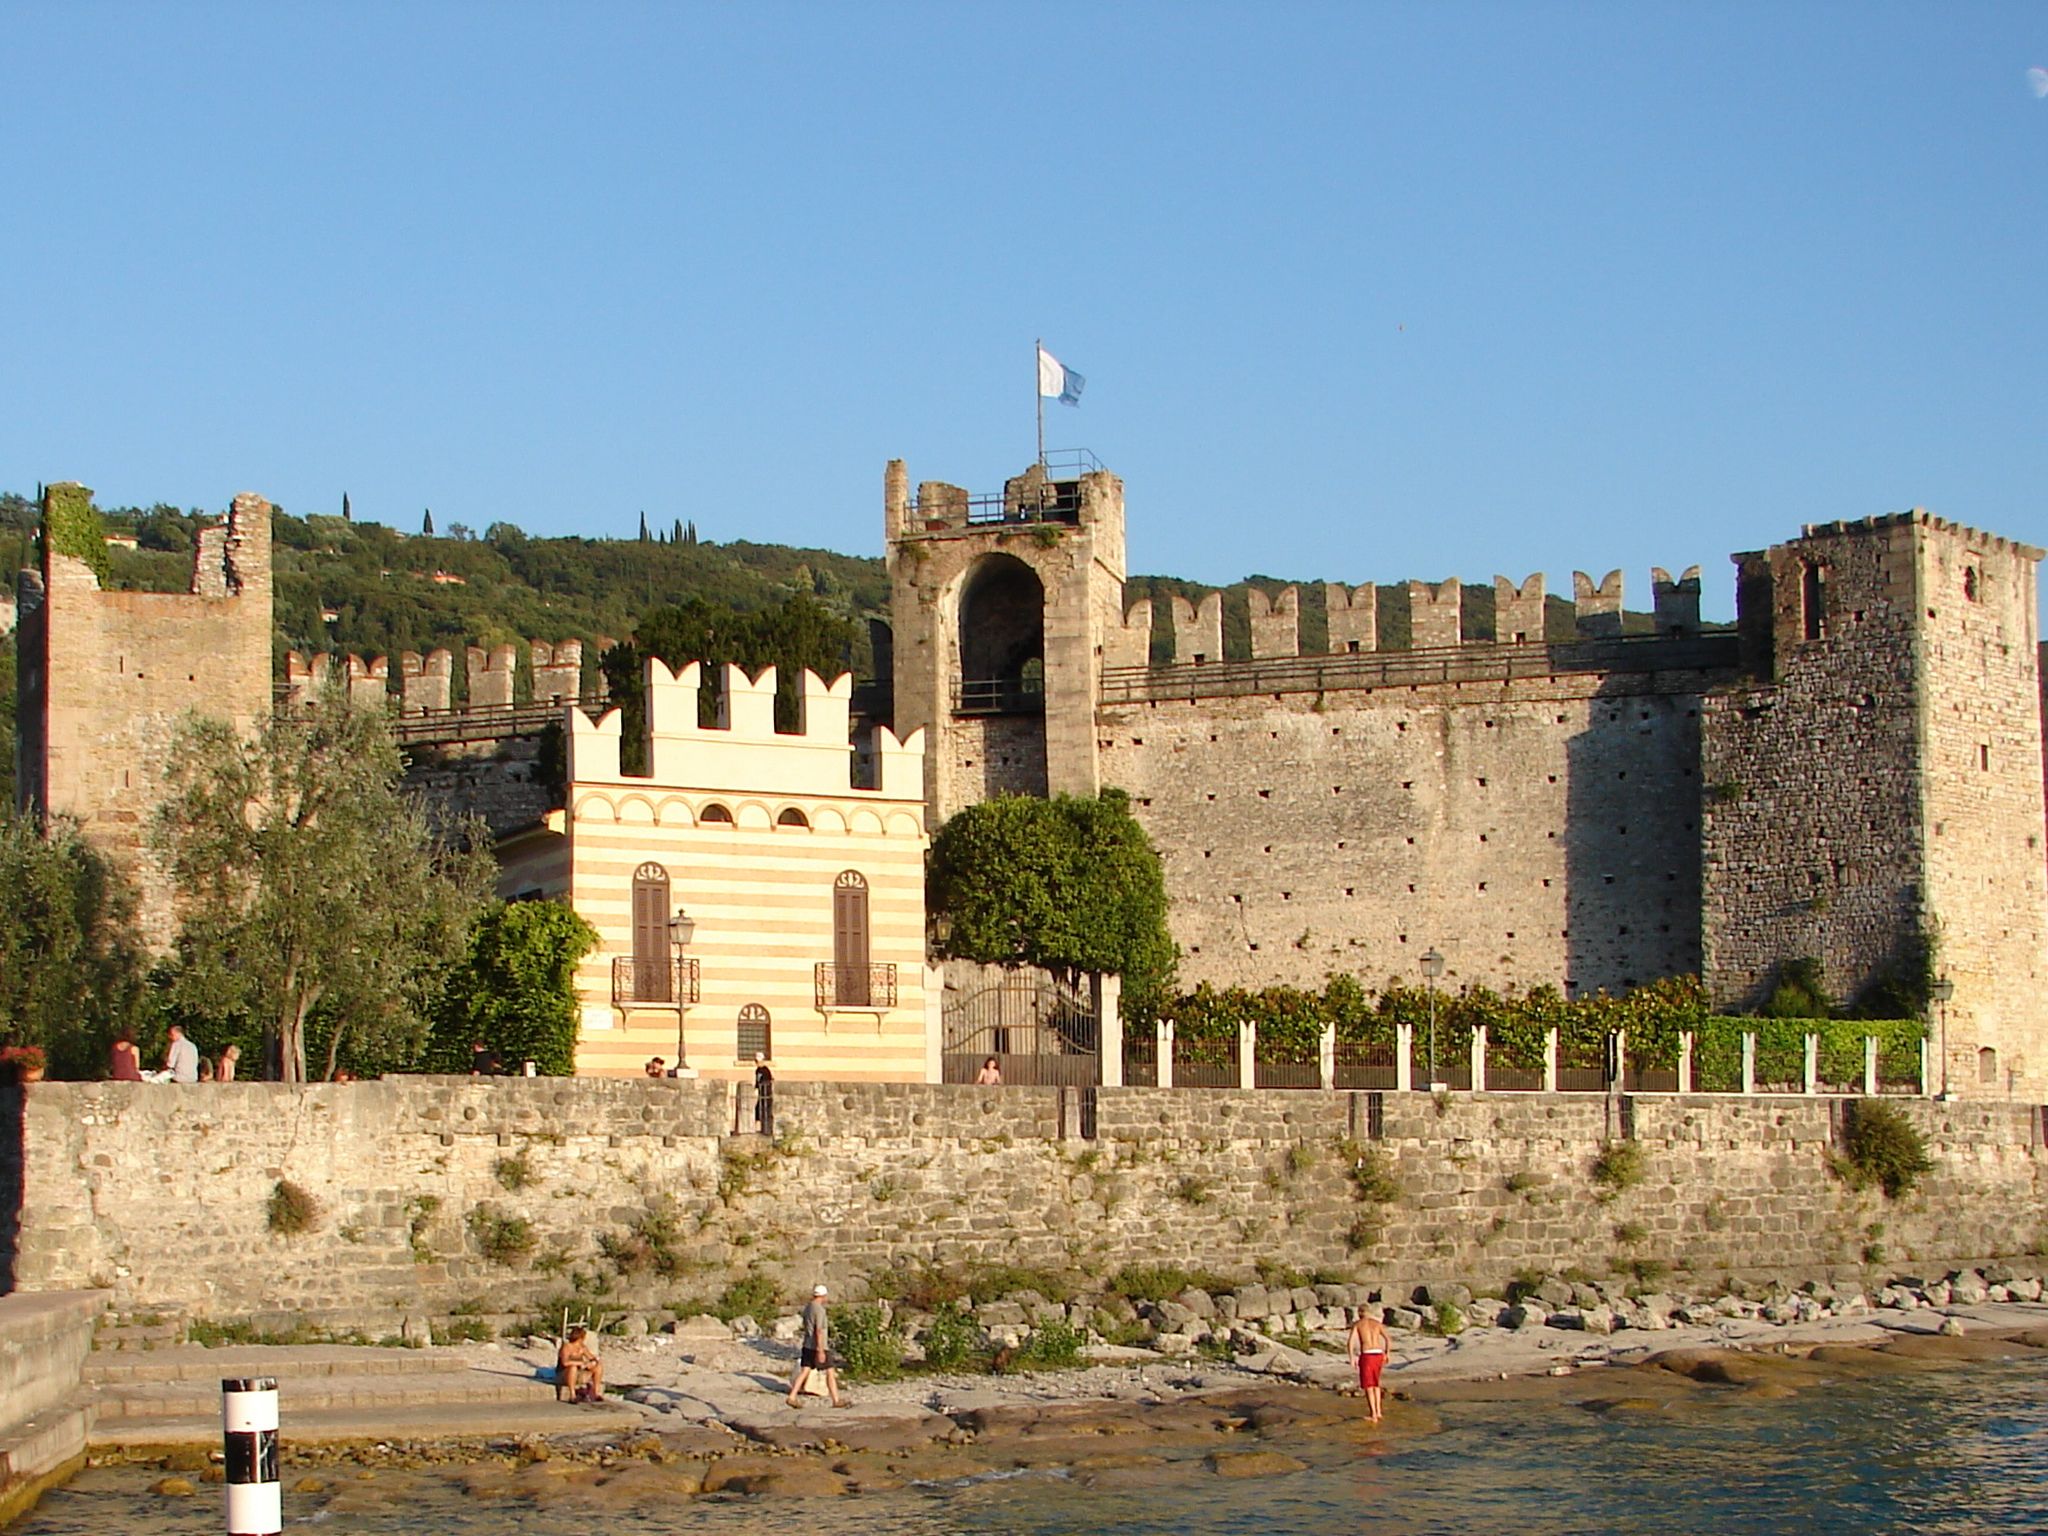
[1347,1306,1392,1423]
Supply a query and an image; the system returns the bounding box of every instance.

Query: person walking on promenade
[164,1024,200,1084]
[786,1283,845,1407]
[753,1052,775,1137]
[1348,1306,1392,1423]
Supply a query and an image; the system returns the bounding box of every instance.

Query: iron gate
[943,975,1100,1086]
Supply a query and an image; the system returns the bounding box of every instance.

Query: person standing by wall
[753,1052,775,1137]
[786,1283,844,1408]
[108,1030,143,1082]
[217,1044,241,1082]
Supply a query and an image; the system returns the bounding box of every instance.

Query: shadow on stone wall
[1564,689,1704,997]
[0,1085,23,1295]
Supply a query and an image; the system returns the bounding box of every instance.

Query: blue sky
[6,3,2046,620]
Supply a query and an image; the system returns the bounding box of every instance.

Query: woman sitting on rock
[556,1326,605,1403]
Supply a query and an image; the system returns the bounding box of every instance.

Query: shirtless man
[556,1325,604,1403]
[1347,1306,1392,1423]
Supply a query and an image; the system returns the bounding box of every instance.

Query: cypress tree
[342,491,352,522]
[638,511,649,542]
[422,509,434,536]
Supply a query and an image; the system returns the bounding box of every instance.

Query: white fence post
[1543,1028,1559,1094]
[1803,1034,1819,1095]
[1238,1020,1257,1091]
[1472,1024,1488,1093]
[1319,1023,1336,1091]
[1159,1021,1175,1090]
[1920,1036,1932,1097]
[1396,1022,1414,1093]
[1613,1026,1627,1091]
[1863,1035,1879,1097]
[1097,974,1123,1088]
[1678,1031,1694,1094]
[1741,1033,1756,1095]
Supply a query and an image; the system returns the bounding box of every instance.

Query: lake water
[20,1355,2048,1535]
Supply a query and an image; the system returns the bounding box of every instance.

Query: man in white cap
[786,1283,845,1407]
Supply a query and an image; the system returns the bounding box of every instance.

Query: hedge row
[1142,975,1923,1076]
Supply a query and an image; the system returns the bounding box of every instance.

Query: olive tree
[151,693,493,1082]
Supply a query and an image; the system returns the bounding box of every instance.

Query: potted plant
[0,1044,47,1085]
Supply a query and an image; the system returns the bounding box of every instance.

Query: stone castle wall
[1100,673,1712,996]
[8,1081,2042,1330]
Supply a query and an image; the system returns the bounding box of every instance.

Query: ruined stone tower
[884,458,1126,821]
[14,483,274,943]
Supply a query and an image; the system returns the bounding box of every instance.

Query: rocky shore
[98,1259,2048,1515]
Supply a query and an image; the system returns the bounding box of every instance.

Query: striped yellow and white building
[496,660,935,1081]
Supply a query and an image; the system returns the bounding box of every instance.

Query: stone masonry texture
[7,1081,2043,1332]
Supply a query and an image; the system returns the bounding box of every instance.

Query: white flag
[1038,346,1085,406]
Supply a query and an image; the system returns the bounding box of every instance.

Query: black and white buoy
[221,1375,281,1535]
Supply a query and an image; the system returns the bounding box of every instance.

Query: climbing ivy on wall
[40,484,112,587]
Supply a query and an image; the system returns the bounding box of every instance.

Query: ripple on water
[16,1356,2048,1536]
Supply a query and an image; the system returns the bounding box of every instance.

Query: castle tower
[1701,511,2046,1097]
[14,484,274,944]
[885,458,1126,822]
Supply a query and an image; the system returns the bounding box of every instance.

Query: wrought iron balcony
[815,962,898,1010]
[611,956,701,1009]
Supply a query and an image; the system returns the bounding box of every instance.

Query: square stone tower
[884,459,1126,823]
[14,484,274,945]
[1702,510,2046,1097]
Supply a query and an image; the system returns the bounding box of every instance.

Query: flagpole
[1035,337,1045,472]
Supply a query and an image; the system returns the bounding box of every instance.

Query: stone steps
[85,1343,463,1387]
[81,1343,640,1446]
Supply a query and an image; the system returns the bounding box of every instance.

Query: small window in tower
[1978,1046,1998,1085]
[1980,744,1990,771]
[1802,561,1825,640]
[1964,566,1980,603]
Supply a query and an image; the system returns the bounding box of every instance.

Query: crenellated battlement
[285,636,606,716]
[1115,564,1712,670]
[568,658,923,802]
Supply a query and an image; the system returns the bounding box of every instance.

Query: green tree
[426,900,599,1074]
[0,632,16,809]
[0,818,153,1078]
[928,790,1175,998]
[151,693,494,1082]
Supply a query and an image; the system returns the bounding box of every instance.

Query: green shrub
[466,1205,537,1267]
[493,1151,534,1191]
[919,1304,986,1372]
[831,1304,903,1382]
[598,1201,692,1279]
[1836,1099,1933,1199]
[1346,1147,1402,1205]
[1108,1263,1236,1302]
[1763,956,1832,1019]
[1591,1141,1644,1195]
[1614,1220,1648,1245]
[1431,1302,1466,1336]
[1007,1319,1085,1372]
[714,1272,781,1324]
[1172,1175,1213,1207]
[267,1179,321,1236]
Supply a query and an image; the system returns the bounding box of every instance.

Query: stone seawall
[5,1081,2043,1332]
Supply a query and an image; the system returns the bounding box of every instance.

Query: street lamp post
[1929,975,1954,1101]
[1421,947,1447,1092]
[669,909,697,1068]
